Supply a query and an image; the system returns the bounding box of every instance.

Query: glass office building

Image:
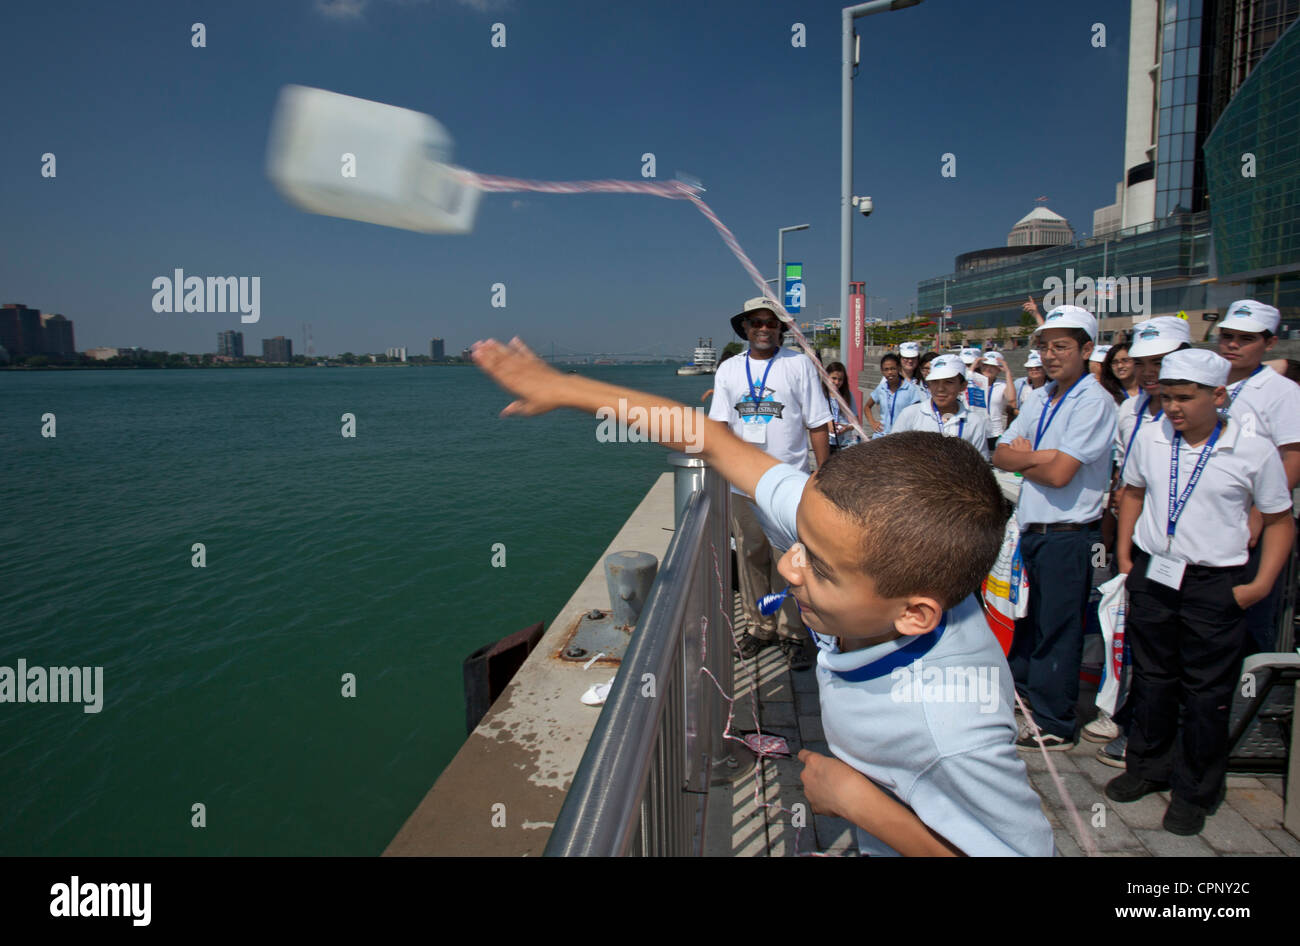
[1204,16,1300,312]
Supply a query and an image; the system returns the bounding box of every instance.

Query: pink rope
[462,171,869,442]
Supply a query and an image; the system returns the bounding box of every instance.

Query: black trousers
[1124,548,1247,808]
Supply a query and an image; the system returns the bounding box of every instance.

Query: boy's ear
[894,596,945,637]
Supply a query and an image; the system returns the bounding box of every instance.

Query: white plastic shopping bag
[1096,574,1128,717]
[981,517,1028,655]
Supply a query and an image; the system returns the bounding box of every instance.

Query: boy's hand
[1007,436,1033,453]
[1232,582,1267,610]
[797,749,859,819]
[471,337,568,417]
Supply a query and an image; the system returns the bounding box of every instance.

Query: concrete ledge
[384,472,676,856]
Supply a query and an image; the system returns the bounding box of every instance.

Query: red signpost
[847,282,866,421]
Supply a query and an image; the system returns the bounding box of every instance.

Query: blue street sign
[784,262,804,314]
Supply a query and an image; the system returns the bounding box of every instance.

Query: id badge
[742,422,767,444]
[1146,553,1186,590]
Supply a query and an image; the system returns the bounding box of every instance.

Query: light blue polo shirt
[754,463,1055,857]
[869,378,922,437]
[997,374,1117,526]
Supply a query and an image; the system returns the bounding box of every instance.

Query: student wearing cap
[1115,318,1193,483]
[977,351,1018,455]
[1107,349,1295,835]
[1216,300,1300,653]
[1015,350,1048,408]
[864,353,922,439]
[893,354,990,458]
[1087,316,1194,756]
[1088,345,1112,380]
[993,305,1118,750]
[899,342,921,385]
[709,297,833,669]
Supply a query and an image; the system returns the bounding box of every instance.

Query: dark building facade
[430,337,445,360]
[262,336,292,362]
[0,304,44,357]
[218,330,245,358]
[39,314,76,358]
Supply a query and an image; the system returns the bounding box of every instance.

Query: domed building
[1006,207,1075,247]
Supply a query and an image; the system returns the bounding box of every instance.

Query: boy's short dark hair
[880,353,901,368]
[814,432,1007,608]
[1160,378,1219,391]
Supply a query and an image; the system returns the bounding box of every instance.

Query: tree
[722,341,744,357]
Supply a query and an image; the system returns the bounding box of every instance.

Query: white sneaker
[1082,710,1119,743]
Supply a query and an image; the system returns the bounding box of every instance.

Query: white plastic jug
[266,85,482,235]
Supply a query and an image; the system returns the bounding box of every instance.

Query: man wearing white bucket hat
[710,297,832,669]
[994,305,1118,750]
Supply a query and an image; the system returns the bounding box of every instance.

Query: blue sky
[0,0,1132,358]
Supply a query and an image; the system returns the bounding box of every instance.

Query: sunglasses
[746,318,781,330]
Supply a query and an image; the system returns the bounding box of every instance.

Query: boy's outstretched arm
[472,337,780,497]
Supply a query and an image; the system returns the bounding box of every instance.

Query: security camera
[853,195,873,217]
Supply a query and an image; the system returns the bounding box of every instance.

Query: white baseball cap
[1159,349,1230,388]
[927,354,966,381]
[1025,350,1043,368]
[1128,316,1191,358]
[1089,344,1113,363]
[981,351,1005,367]
[1034,304,1098,341]
[1219,299,1280,335]
[959,347,982,365]
[899,342,921,358]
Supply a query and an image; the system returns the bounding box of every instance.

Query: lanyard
[884,380,903,426]
[930,402,966,441]
[1166,423,1222,546]
[1117,395,1163,481]
[745,354,776,406]
[1033,375,1086,449]
[1228,364,1264,406]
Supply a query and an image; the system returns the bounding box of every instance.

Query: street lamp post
[840,0,923,336]
[778,224,810,309]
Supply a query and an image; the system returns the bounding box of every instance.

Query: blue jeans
[1009,526,1099,740]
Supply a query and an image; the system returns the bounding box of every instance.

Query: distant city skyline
[1,0,1133,359]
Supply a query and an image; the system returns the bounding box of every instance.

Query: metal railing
[545,455,735,856]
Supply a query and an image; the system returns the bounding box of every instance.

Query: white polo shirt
[752,462,1055,857]
[997,374,1118,527]
[708,348,832,495]
[1115,392,1163,475]
[1226,365,1300,449]
[893,400,990,459]
[1122,416,1293,567]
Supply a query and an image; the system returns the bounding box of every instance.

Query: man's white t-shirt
[707,348,832,494]
[986,380,1009,437]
